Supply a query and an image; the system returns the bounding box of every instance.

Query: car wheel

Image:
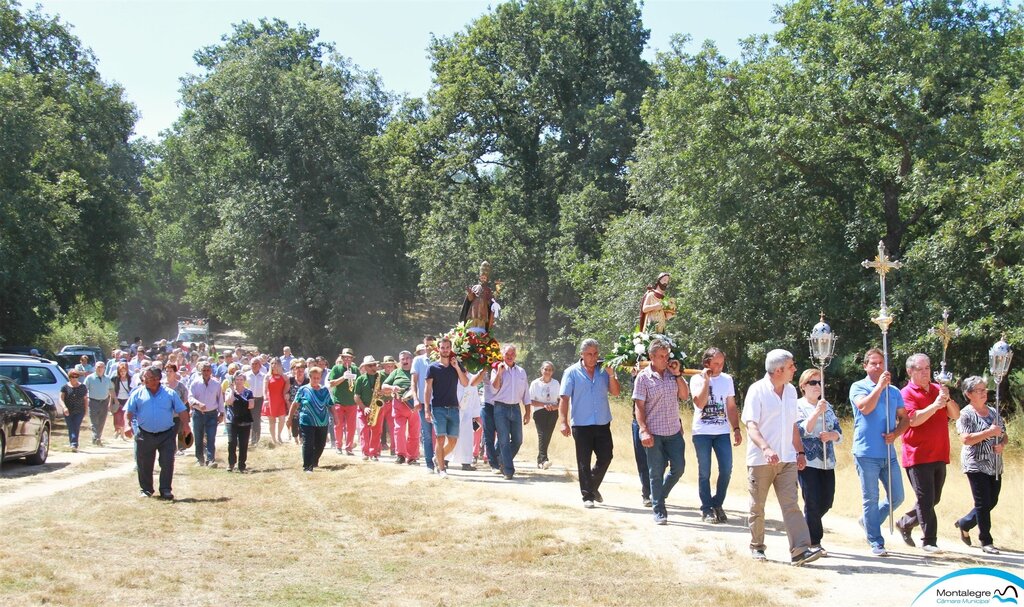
[25,425,48,465]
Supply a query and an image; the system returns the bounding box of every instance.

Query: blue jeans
[631,419,650,499]
[645,431,685,515]
[493,402,523,476]
[418,406,435,470]
[481,402,498,470]
[855,455,905,548]
[65,410,86,448]
[192,410,219,463]
[693,433,733,514]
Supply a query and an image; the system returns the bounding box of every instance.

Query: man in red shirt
[897,353,959,553]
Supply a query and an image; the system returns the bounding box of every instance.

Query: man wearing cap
[411,336,437,470]
[384,351,417,464]
[126,367,192,499]
[327,348,359,455]
[354,355,384,460]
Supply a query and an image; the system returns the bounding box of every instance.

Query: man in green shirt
[327,348,358,455]
[354,355,383,460]
[384,351,417,464]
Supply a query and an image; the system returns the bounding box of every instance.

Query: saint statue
[460,261,499,334]
[638,272,674,333]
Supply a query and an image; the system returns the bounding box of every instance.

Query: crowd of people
[59,331,1010,563]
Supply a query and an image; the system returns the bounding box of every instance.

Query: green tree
[411,0,654,354]
[597,0,1021,395]
[149,19,405,353]
[0,0,142,346]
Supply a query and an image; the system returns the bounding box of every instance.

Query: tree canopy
[0,0,142,345]
[2,0,1020,407]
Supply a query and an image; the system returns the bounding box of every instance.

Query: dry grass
[0,443,777,607]
[531,396,1023,550]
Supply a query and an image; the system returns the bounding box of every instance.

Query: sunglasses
[806,380,822,386]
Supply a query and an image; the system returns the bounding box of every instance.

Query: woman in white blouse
[529,361,560,469]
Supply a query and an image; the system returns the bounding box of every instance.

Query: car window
[0,384,11,407]
[6,384,31,407]
[25,366,56,385]
[0,365,22,383]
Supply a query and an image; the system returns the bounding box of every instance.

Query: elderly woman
[225,371,254,472]
[795,368,842,555]
[529,361,560,469]
[955,376,1008,555]
[287,366,332,472]
[264,357,289,445]
[59,369,88,451]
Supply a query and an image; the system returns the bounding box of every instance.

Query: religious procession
[70,250,1013,570]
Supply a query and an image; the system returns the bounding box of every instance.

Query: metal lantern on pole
[862,240,902,535]
[989,334,1013,480]
[808,312,838,469]
[928,309,959,385]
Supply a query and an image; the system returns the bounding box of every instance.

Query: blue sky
[33,1,782,139]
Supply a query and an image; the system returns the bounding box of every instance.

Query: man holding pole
[850,348,909,556]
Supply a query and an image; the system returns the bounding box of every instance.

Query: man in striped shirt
[633,339,689,525]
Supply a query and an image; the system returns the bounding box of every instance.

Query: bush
[40,301,118,356]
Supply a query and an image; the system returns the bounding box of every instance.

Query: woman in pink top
[264,358,290,444]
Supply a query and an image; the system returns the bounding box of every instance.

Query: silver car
[0,355,69,406]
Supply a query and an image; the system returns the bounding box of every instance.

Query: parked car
[0,346,59,361]
[0,355,69,406]
[0,377,51,468]
[56,345,106,370]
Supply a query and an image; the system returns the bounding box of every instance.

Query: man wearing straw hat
[383,351,418,465]
[354,355,384,460]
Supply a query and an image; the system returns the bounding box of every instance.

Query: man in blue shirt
[559,338,620,507]
[126,367,191,499]
[849,347,910,556]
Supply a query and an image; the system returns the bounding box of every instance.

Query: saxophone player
[354,355,385,461]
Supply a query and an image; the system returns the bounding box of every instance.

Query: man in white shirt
[742,349,821,566]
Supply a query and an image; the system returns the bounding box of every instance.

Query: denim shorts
[431,406,460,437]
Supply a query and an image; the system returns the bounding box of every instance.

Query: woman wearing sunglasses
[795,368,843,555]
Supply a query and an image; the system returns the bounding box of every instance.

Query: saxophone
[368,372,384,426]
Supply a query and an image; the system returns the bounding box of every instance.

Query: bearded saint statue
[638,272,673,333]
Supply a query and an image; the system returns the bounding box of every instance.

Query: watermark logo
[913,568,1022,607]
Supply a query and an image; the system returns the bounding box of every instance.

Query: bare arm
[908,385,956,427]
[691,373,710,408]
[558,395,571,436]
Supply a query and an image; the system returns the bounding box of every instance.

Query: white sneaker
[438,470,448,479]
[583,500,595,509]
[542,460,552,469]
[922,545,943,555]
